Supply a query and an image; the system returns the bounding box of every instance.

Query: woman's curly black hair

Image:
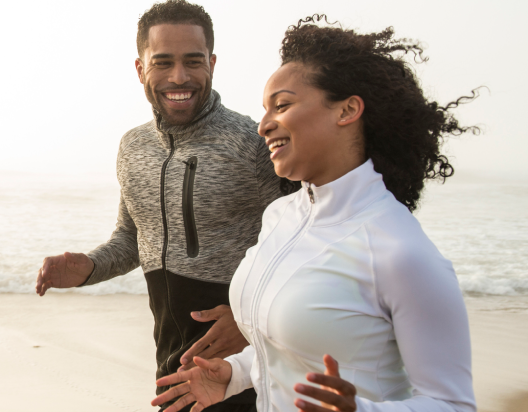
[279,15,481,212]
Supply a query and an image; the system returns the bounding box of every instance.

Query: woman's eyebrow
[270,90,296,98]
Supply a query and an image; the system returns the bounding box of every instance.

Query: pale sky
[0,0,526,178]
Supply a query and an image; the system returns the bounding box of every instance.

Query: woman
[152,16,478,412]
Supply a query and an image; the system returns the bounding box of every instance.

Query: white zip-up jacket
[224,160,476,412]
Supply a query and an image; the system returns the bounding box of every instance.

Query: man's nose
[168,62,191,85]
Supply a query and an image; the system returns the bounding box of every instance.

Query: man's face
[135,24,216,126]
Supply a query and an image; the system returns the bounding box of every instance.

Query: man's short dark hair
[137,0,214,58]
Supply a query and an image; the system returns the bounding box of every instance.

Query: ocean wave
[1,271,526,296]
[458,275,528,296]
[0,269,148,295]
[1,172,527,297]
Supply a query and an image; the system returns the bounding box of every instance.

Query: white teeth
[166,92,192,102]
[268,139,289,152]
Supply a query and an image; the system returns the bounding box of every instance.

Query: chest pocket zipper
[182,156,199,258]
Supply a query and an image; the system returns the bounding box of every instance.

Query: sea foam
[1,171,527,296]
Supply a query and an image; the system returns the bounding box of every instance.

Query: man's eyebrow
[270,89,296,98]
[184,52,207,59]
[151,53,174,60]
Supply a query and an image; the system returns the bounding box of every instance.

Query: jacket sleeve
[223,345,255,400]
[355,219,476,412]
[82,190,140,286]
[255,135,283,210]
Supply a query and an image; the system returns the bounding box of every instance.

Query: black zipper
[182,156,199,258]
[160,134,184,369]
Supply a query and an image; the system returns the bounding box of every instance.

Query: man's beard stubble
[144,79,212,127]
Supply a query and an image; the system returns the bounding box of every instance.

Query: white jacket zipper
[250,188,316,411]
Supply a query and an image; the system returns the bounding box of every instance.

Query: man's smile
[159,89,199,110]
[164,91,193,102]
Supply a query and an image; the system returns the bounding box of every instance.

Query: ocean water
[1,170,527,297]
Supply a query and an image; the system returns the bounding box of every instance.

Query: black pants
[160,403,257,412]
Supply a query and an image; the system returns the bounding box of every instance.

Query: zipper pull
[307,185,315,204]
[182,160,194,169]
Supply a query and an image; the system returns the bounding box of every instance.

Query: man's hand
[35,252,94,296]
[179,305,248,370]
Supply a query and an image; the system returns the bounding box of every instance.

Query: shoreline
[1,293,527,412]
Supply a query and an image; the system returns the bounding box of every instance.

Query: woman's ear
[337,96,364,126]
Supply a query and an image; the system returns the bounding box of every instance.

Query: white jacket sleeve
[355,218,476,412]
[223,345,255,400]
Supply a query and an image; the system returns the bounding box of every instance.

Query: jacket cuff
[223,345,255,400]
[79,252,108,286]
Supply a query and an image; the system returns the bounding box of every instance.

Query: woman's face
[259,63,363,186]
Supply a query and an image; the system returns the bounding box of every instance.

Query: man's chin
[158,106,198,127]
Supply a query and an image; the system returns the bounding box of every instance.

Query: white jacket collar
[301,159,388,226]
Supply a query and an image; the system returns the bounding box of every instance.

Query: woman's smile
[267,138,291,160]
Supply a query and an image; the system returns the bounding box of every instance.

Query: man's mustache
[156,83,201,93]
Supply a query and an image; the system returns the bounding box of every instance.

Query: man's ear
[337,95,365,126]
[209,54,217,78]
[135,58,145,85]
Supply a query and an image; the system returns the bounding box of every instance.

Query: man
[35,1,288,411]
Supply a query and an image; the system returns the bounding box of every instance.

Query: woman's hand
[151,356,232,412]
[293,354,357,412]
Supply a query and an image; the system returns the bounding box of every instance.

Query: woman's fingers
[294,383,352,410]
[193,356,213,370]
[305,373,357,397]
[294,398,355,412]
[293,356,357,412]
[163,392,196,412]
[156,370,192,387]
[190,401,207,412]
[151,381,191,406]
[323,354,340,377]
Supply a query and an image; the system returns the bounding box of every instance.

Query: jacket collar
[154,89,222,150]
[301,159,388,226]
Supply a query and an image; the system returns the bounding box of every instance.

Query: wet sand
[0,293,527,412]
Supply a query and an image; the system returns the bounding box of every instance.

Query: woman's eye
[276,104,289,111]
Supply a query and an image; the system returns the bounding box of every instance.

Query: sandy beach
[1,293,527,412]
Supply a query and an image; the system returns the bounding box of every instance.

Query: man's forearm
[83,232,140,285]
[82,195,140,286]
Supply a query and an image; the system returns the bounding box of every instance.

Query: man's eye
[154,62,171,67]
[187,60,202,65]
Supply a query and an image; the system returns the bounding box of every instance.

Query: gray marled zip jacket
[84,90,282,407]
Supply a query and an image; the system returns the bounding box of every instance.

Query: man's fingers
[306,373,357,397]
[187,343,219,364]
[294,383,353,410]
[190,304,230,322]
[180,330,220,365]
[151,382,191,406]
[40,280,52,296]
[35,268,44,293]
[41,256,58,276]
[179,360,197,371]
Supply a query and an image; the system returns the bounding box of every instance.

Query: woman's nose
[258,115,277,137]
